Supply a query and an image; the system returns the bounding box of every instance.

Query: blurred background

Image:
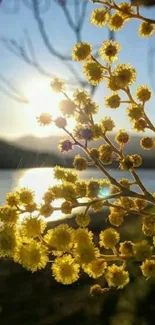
[0,1,155,324]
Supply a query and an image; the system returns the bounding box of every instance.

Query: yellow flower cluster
[1,0,155,295]
[106,264,129,289]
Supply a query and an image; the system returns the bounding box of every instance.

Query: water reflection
[17,168,65,221]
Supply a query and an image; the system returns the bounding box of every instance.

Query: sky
[0,0,155,139]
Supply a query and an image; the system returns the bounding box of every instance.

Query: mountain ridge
[0,135,154,169]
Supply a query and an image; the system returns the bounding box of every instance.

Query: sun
[24,78,75,137]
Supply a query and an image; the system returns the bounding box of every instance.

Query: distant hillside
[13,134,155,158]
[12,134,155,169]
[0,139,70,169]
[0,135,154,169]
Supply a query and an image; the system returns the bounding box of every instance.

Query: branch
[22,0,51,13]
[0,73,28,103]
[0,36,55,79]
[60,4,76,31]
[74,0,80,25]
[1,34,93,90]
[31,0,71,61]
[78,0,88,28]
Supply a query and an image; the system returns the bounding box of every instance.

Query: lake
[0,168,155,220]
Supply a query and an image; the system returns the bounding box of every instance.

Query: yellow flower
[91,124,102,140]
[83,259,107,279]
[61,183,77,201]
[119,155,134,171]
[100,178,111,191]
[0,219,4,231]
[108,212,124,227]
[90,284,104,296]
[61,201,72,214]
[52,254,80,285]
[130,154,142,167]
[139,22,154,37]
[136,85,151,102]
[6,192,20,207]
[107,75,120,91]
[43,188,55,203]
[50,78,65,93]
[58,139,73,153]
[140,137,154,150]
[99,228,120,249]
[89,148,99,160]
[90,8,109,27]
[72,42,92,61]
[105,93,121,109]
[53,166,66,179]
[73,228,93,246]
[0,205,18,224]
[110,204,127,218]
[37,113,52,126]
[15,240,49,272]
[115,130,130,144]
[113,64,136,88]
[119,178,130,189]
[50,185,63,198]
[143,215,155,229]
[83,99,99,115]
[133,118,147,132]
[75,181,87,197]
[92,201,104,212]
[99,144,113,165]
[54,166,78,183]
[55,116,67,128]
[76,213,90,227]
[135,198,147,211]
[64,170,78,183]
[39,203,54,217]
[83,60,104,85]
[44,224,73,252]
[109,13,125,31]
[119,241,133,256]
[127,104,144,121]
[99,40,121,62]
[59,99,76,117]
[74,242,99,265]
[132,240,153,261]
[120,197,136,210]
[24,202,38,213]
[75,113,89,124]
[18,188,34,205]
[73,155,88,171]
[118,2,135,20]
[73,89,90,105]
[21,216,46,238]
[106,264,129,289]
[142,225,154,237]
[101,117,116,132]
[87,179,100,198]
[0,225,18,257]
[141,259,155,279]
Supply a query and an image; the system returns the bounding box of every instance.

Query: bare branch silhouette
[0,0,95,96]
[0,0,112,103]
[31,0,71,60]
[23,0,51,12]
[0,73,29,103]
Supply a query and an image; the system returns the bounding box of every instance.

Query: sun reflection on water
[17,168,65,221]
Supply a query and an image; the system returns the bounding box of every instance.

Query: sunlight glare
[18,168,65,221]
[24,79,76,136]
